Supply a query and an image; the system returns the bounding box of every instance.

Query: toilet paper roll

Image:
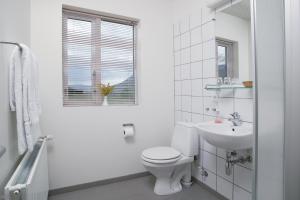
[123,124,134,138]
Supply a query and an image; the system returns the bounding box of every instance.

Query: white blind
[63,9,137,106]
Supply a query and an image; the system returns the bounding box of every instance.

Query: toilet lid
[142,147,181,160]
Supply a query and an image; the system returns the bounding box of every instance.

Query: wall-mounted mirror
[215,0,252,81]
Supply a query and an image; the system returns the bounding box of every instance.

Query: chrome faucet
[228,112,242,126]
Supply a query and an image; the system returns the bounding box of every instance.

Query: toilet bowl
[141,122,198,195]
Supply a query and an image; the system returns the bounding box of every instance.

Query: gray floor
[49,176,223,200]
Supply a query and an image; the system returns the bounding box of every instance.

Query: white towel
[9,47,27,154]
[9,44,42,154]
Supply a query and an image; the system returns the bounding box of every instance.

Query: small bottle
[215,110,223,123]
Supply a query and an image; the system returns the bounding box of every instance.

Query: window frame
[62,8,138,106]
[216,38,235,78]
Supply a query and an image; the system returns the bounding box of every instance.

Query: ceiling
[222,0,251,20]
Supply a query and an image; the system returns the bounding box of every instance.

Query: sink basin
[196,121,253,150]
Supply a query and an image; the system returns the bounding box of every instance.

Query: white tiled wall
[173,7,253,200]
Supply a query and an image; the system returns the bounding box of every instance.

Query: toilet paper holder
[122,123,135,136]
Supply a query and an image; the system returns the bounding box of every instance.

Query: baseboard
[192,177,229,200]
[49,171,150,196]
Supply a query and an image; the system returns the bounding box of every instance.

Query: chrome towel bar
[0,41,22,49]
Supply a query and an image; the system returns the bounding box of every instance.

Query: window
[63,8,138,106]
[216,39,237,78]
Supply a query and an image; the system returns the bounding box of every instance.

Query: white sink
[196,121,253,150]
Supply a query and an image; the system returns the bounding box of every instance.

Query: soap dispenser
[212,96,223,123]
[215,110,223,123]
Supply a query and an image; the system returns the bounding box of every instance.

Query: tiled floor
[49,176,224,200]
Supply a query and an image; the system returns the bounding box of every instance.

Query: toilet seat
[142,147,181,164]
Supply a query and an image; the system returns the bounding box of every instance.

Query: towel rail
[0,41,22,49]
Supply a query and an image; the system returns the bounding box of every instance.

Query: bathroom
[0,0,299,200]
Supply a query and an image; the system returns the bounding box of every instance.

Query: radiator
[4,137,50,200]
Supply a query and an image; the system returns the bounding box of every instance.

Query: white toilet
[141,122,198,195]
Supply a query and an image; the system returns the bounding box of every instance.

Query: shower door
[252,0,285,199]
[284,0,300,199]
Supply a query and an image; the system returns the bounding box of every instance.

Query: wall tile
[203,40,215,60]
[219,90,235,98]
[234,165,252,192]
[190,12,202,29]
[236,149,253,169]
[233,186,252,200]
[182,96,192,112]
[181,32,191,49]
[175,66,181,80]
[182,111,192,122]
[203,97,217,116]
[174,51,181,66]
[191,27,202,45]
[192,79,203,96]
[202,7,215,25]
[217,157,233,182]
[180,17,190,33]
[234,89,253,99]
[202,169,217,190]
[203,151,217,173]
[204,115,216,122]
[219,98,234,118]
[174,36,181,51]
[192,113,204,123]
[217,177,233,200]
[191,61,202,79]
[191,44,203,62]
[175,81,181,95]
[203,140,217,154]
[175,111,182,122]
[175,95,181,111]
[203,58,216,78]
[192,97,203,114]
[217,148,227,159]
[173,22,180,36]
[234,98,253,122]
[181,48,191,64]
[181,80,191,95]
[181,64,191,80]
[202,21,215,42]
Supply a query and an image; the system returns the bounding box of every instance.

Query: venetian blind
[63,9,137,106]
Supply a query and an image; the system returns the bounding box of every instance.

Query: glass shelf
[205,84,252,90]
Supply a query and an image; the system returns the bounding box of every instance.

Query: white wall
[0,0,31,198]
[30,0,174,190]
[172,1,253,199]
[216,12,251,81]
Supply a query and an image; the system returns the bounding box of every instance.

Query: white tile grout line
[174,19,215,38]
[174,92,253,100]
[174,57,216,67]
[173,24,176,127]
[189,15,192,122]
[203,166,252,194]
[174,38,215,53]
